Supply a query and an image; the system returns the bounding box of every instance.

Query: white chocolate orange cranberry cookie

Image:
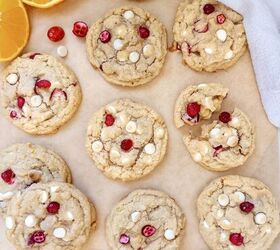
[173,0,247,72]
[85,99,168,181]
[0,143,71,214]
[0,53,82,135]
[184,108,255,171]
[86,6,167,87]
[174,83,228,127]
[5,182,96,250]
[197,175,280,250]
[106,189,185,249]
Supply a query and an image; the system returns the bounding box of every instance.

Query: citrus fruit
[22,0,64,8]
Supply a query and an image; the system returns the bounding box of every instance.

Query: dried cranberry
[50,88,67,101]
[119,234,130,244]
[240,201,254,213]
[142,225,156,237]
[229,233,244,246]
[203,4,215,15]
[35,80,51,89]
[17,96,25,109]
[29,53,41,59]
[47,26,65,42]
[217,14,226,24]
[186,102,201,117]
[99,30,111,43]
[10,110,18,119]
[105,114,115,126]
[121,139,133,152]
[1,169,15,184]
[138,26,150,39]
[72,21,88,37]
[219,112,231,123]
[47,202,60,214]
[28,230,46,245]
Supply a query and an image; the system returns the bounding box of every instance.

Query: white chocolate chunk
[210,128,221,138]
[234,191,245,202]
[126,121,137,133]
[143,44,154,57]
[218,194,230,207]
[198,83,207,89]
[216,209,225,219]
[53,227,66,238]
[129,51,140,63]
[193,152,202,162]
[50,186,59,193]
[204,97,214,109]
[113,39,124,50]
[123,10,134,19]
[204,48,213,54]
[229,117,240,128]
[144,143,156,155]
[39,191,48,203]
[5,216,14,229]
[25,215,37,228]
[131,211,141,222]
[66,211,74,221]
[155,128,165,139]
[6,73,18,85]
[220,232,227,242]
[203,220,209,229]
[110,148,121,159]
[254,212,267,225]
[164,229,175,240]
[57,46,68,57]
[216,29,227,42]
[30,95,42,107]
[91,140,103,153]
[117,51,128,62]
[106,105,117,114]
[0,191,13,201]
[115,25,127,38]
[224,50,234,60]
[220,219,232,230]
[227,136,238,147]
[121,157,130,165]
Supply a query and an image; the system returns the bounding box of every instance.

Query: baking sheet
[0,0,279,249]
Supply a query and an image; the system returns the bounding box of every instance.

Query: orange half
[22,0,64,8]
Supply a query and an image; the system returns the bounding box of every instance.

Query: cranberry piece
[99,30,111,43]
[105,114,115,126]
[17,96,25,109]
[229,233,244,246]
[138,26,150,39]
[219,112,231,123]
[142,225,156,237]
[47,202,60,214]
[195,23,209,33]
[186,102,201,118]
[29,53,41,59]
[1,169,15,184]
[119,234,130,244]
[194,20,209,33]
[240,201,254,213]
[28,230,46,246]
[35,80,51,89]
[47,26,65,42]
[217,14,226,24]
[213,145,224,157]
[50,88,67,101]
[121,139,133,152]
[203,4,215,14]
[72,21,88,37]
[10,110,18,119]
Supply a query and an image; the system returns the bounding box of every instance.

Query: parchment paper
[0,0,279,249]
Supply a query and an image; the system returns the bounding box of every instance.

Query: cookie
[173,0,247,72]
[86,6,167,87]
[106,189,185,249]
[174,83,228,127]
[197,175,280,250]
[0,143,71,214]
[5,182,96,250]
[86,98,168,181]
[184,108,255,171]
[0,53,82,135]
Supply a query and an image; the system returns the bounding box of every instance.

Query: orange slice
[22,0,64,8]
[0,0,29,62]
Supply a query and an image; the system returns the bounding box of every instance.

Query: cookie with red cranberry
[106,189,185,249]
[86,6,167,87]
[0,53,82,135]
[85,98,168,181]
[174,83,228,127]
[0,143,71,214]
[5,182,96,250]
[173,0,247,72]
[184,108,255,171]
[197,175,280,250]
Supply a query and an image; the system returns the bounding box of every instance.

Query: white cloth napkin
[220,0,280,127]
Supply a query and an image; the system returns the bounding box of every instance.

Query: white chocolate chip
[117,51,128,62]
[204,48,213,54]
[30,95,42,107]
[50,186,59,193]
[115,25,127,38]
[5,216,14,229]
[203,220,209,229]
[91,140,103,153]
[227,136,238,147]
[218,194,230,207]
[0,191,13,201]
[121,157,130,165]
[220,219,232,230]
[123,10,134,19]
[106,105,117,114]
[193,152,202,162]
[164,229,175,240]
[234,191,245,202]
[113,39,124,50]
[216,209,225,219]
[53,227,66,238]
[39,191,48,203]
[144,143,156,155]
[224,50,234,60]
[210,128,221,138]
[229,117,240,128]
[143,44,154,57]
[131,211,141,222]
[254,212,267,225]
[110,148,121,159]
[6,73,19,85]
[216,29,227,42]
[220,232,227,242]
[66,211,74,221]
[25,215,37,228]
[197,83,208,89]
[126,121,137,133]
[155,128,164,139]
[129,51,140,63]
[57,46,68,58]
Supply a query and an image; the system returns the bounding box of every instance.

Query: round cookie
[86,6,167,87]
[0,53,82,135]
[173,0,247,72]
[197,175,280,250]
[184,108,255,171]
[106,189,185,249]
[174,83,229,127]
[86,99,168,181]
[5,182,96,250]
[0,143,71,214]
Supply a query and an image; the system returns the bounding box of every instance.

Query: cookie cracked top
[106,189,185,249]
[173,0,247,72]
[197,175,280,250]
[86,99,168,181]
[5,182,96,250]
[184,108,255,171]
[0,143,71,214]
[86,6,167,87]
[0,53,82,135]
